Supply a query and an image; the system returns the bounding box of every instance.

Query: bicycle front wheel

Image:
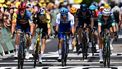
[18,44,25,69]
[61,40,68,66]
[106,41,110,68]
[34,41,40,68]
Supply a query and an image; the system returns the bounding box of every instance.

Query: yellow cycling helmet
[104,3,111,9]
[70,7,77,14]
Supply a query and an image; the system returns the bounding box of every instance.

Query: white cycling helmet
[102,8,111,16]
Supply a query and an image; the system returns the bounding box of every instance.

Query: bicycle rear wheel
[82,33,88,60]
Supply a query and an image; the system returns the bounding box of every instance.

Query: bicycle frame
[61,32,69,66]
[34,29,41,68]
[18,32,26,69]
[81,28,88,60]
[102,29,111,68]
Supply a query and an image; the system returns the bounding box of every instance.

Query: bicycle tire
[107,40,110,68]
[18,49,21,69]
[75,33,81,53]
[91,34,96,56]
[18,41,25,69]
[34,41,39,68]
[82,32,88,60]
[61,35,69,66]
[103,45,107,67]
[61,40,66,66]
[18,33,26,69]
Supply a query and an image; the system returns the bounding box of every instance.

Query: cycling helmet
[104,3,111,9]
[80,4,87,12]
[102,8,111,16]
[26,2,33,8]
[70,7,77,14]
[39,8,46,15]
[60,7,69,16]
[99,6,104,11]
[18,2,26,10]
[89,4,97,11]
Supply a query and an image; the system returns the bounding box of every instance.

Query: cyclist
[98,7,116,63]
[76,4,93,54]
[111,3,121,37]
[56,7,75,60]
[32,7,51,64]
[89,3,99,51]
[11,2,34,59]
[70,6,78,52]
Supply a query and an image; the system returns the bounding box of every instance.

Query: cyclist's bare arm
[91,17,94,29]
[98,22,102,35]
[46,13,51,36]
[11,13,17,35]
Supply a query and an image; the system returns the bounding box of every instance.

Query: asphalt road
[0,30,122,69]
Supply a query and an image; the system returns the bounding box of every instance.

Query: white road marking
[118,35,122,39]
[0,66,122,69]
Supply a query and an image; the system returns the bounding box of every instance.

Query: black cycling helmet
[80,4,87,12]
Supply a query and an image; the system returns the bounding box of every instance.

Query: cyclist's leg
[14,24,21,57]
[76,27,83,52]
[77,22,83,47]
[38,23,49,63]
[94,29,99,50]
[98,25,104,63]
[24,25,31,59]
[69,25,75,50]
[86,24,92,48]
[109,26,116,50]
[29,23,36,50]
[57,33,64,60]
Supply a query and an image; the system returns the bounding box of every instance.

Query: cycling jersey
[111,6,120,23]
[12,10,33,33]
[34,11,51,38]
[56,12,74,39]
[76,9,92,27]
[98,13,116,31]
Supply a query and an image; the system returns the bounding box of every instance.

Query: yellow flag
[74,0,83,4]
[0,0,5,3]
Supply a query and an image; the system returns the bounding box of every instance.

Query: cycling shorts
[16,23,30,33]
[38,23,48,39]
[58,23,71,39]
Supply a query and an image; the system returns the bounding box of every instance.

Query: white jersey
[56,12,74,26]
[111,6,120,13]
